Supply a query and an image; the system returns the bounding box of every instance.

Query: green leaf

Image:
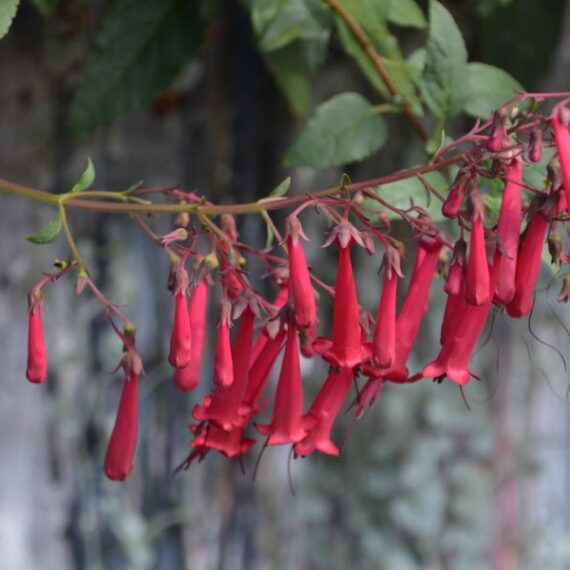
[0,0,19,39]
[263,38,327,115]
[71,157,95,193]
[523,147,554,191]
[30,0,58,17]
[69,0,205,134]
[407,48,426,74]
[464,63,523,119]
[364,171,449,222]
[250,0,330,52]
[284,93,388,168]
[421,0,469,119]
[269,177,291,198]
[334,1,400,59]
[482,192,502,222]
[388,0,426,29]
[335,18,420,109]
[27,214,63,244]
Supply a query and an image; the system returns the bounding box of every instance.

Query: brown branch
[323,0,430,142]
[0,152,465,217]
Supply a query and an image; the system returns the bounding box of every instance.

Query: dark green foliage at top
[69,0,206,134]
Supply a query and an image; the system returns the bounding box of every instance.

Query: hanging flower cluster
[21,95,570,481]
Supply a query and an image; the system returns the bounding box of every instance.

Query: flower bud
[528,128,543,163]
[442,173,468,218]
[168,267,192,368]
[104,369,139,481]
[26,290,47,384]
[286,216,317,329]
[175,206,190,228]
[548,231,562,265]
[486,109,506,153]
[75,268,89,296]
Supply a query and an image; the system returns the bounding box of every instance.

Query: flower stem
[59,203,84,269]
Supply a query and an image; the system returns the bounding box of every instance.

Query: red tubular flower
[286,217,317,329]
[243,328,286,414]
[213,301,234,387]
[465,204,490,306]
[249,284,288,365]
[444,239,466,296]
[26,290,47,384]
[314,239,369,369]
[423,262,496,385]
[174,279,209,391]
[104,369,139,481]
[385,240,443,380]
[294,368,353,457]
[192,307,255,430]
[168,268,192,368]
[506,211,549,318]
[372,255,399,368]
[440,284,466,346]
[256,320,307,445]
[552,106,570,212]
[494,158,523,305]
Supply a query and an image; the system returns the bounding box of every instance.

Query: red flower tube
[243,328,286,413]
[444,238,466,296]
[249,284,288,365]
[256,321,307,445]
[294,368,353,457]
[386,240,443,380]
[104,369,139,481]
[192,307,255,430]
[26,290,47,384]
[465,211,490,306]
[287,217,317,329]
[213,301,234,387]
[440,285,465,346]
[168,268,192,368]
[372,258,399,368]
[506,211,549,318]
[494,158,523,305]
[174,279,209,391]
[314,239,368,369]
[552,106,570,213]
